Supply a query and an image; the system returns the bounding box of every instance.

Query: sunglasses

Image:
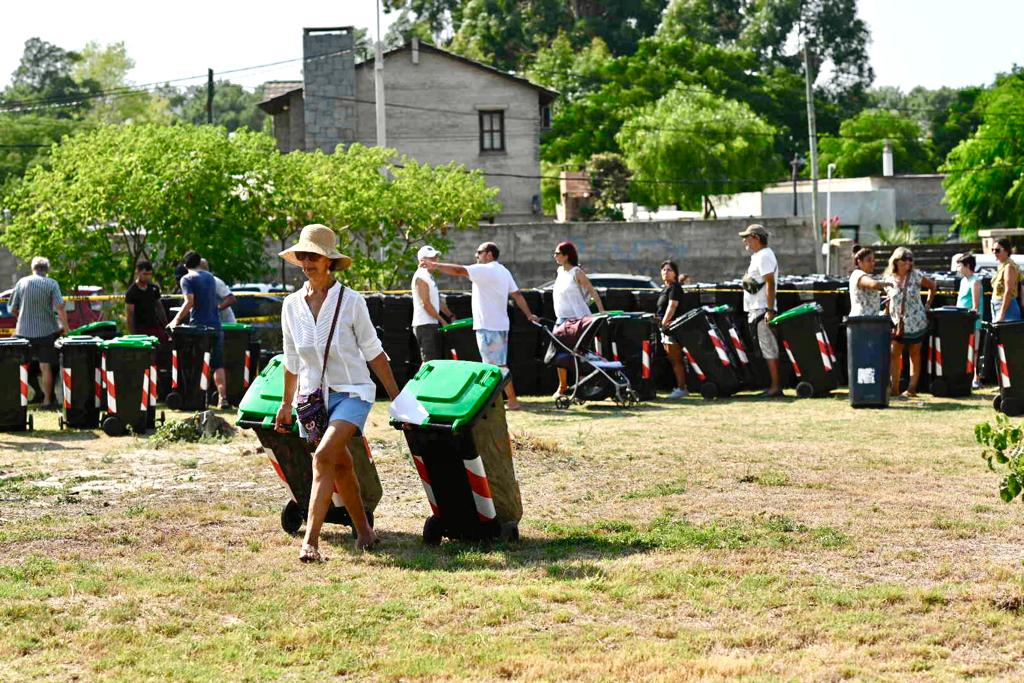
[899,256,914,262]
[992,248,1004,254]
[294,251,324,262]
[476,249,487,255]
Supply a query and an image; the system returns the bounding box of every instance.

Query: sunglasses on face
[993,248,1003,254]
[899,256,914,262]
[294,251,324,262]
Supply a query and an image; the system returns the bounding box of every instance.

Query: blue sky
[1,0,1021,93]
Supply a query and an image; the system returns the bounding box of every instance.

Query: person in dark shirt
[168,250,229,408]
[125,261,169,342]
[656,260,690,399]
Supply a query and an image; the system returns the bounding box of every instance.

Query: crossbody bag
[296,284,344,446]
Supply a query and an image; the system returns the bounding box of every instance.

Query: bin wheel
[699,381,718,400]
[423,515,444,546]
[993,395,1003,412]
[102,415,126,437]
[27,414,33,432]
[349,510,375,538]
[555,395,571,410]
[1002,397,1024,417]
[280,500,303,535]
[627,389,640,406]
[165,391,183,410]
[499,521,520,543]
[931,378,949,397]
[796,381,815,399]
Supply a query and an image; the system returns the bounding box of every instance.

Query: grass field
[2,390,1024,681]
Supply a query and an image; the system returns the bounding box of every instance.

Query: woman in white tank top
[552,241,605,396]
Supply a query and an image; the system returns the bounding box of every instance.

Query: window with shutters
[479,110,505,152]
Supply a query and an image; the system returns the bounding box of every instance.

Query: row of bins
[237,356,521,545]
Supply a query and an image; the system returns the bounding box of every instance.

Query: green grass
[1,394,1023,680]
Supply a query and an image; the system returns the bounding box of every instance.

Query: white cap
[417,245,440,260]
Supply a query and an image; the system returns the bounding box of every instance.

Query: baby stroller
[537,315,640,410]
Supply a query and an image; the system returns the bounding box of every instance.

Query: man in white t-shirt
[739,224,782,397]
[411,245,453,363]
[423,241,538,410]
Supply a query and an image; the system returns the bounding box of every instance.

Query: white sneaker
[667,388,689,399]
[972,379,983,390]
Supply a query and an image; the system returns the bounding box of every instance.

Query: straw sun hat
[278,223,353,271]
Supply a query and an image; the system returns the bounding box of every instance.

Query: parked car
[230,283,294,320]
[949,253,1024,272]
[536,273,659,291]
[0,285,106,335]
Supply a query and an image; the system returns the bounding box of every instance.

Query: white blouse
[553,266,590,319]
[281,282,385,404]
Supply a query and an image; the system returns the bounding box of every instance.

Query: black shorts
[210,329,225,370]
[414,324,444,363]
[22,333,59,365]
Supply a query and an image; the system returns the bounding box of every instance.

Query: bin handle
[236,417,298,433]
[389,418,453,433]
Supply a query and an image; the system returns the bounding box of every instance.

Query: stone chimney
[882,139,894,177]
[302,27,356,153]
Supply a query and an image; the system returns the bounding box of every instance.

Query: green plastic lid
[120,334,159,344]
[222,323,253,332]
[769,303,821,326]
[401,360,504,432]
[440,318,473,333]
[236,354,294,430]
[604,310,625,317]
[708,304,731,314]
[99,336,156,350]
[70,320,118,336]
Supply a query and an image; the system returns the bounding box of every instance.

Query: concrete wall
[439,217,816,288]
[270,91,305,153]
[302,28,356,153]
[353,47,544,222]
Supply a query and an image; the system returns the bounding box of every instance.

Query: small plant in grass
[975,416,1024,502]
[149,414,234,449]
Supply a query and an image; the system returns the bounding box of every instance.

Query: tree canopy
[817,109,935,178]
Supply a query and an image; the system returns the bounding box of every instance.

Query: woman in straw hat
[274,224,401,560]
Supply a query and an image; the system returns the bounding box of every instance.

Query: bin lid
[929,306,978,319]
[55,335,102,348]
[0,336,30,347]
[398,360,504,431]
[769,303,821,326]
[222,323,253,332]
[707,304,732,314]
[99,336,156,350]
[172,324,218,336]
[604,310,625,317]
[236,354,291,428]
[120,334,160,344]
[70,320,117,336]
[440,318,473,333]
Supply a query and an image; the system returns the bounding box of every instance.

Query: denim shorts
[297,390,373,438]
[475,329,509,366]
[209,329,225,370]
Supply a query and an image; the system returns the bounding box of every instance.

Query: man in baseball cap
[739,223,783,397]
[411,245,452,363]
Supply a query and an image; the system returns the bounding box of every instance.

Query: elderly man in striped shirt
[10,257,69,408]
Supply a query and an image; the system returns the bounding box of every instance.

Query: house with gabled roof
[258,27,557,222]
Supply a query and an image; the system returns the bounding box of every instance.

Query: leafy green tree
[817,109,935,177]
[383,0,464,42]
[71,41,172,125]
[587,152,631,219]
[526,32,612,102]
[943,71,1024,235]
[174,81,266,132]
[0,114,80,195]
[2,37,101,115]
[383,8,436,49]
[616,85,780,214]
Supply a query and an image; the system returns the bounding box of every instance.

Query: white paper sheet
[388,389,429,425]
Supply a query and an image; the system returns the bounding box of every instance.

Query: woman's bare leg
[906,342,922,394]
[303,421,374,552]
[890,341,904,396]
[663,343,687,390]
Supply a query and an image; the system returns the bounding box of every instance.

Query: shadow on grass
[13,429,100,443]
[353,513,852,573]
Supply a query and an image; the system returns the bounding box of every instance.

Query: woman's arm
[999,268,1015,321]
[576,270,605,313]
[921,276,937,308]
[661,300,679,329]
[858,274,886,292]
[275,369,297,432]
[972,279,983,317]
[367,353,401,401]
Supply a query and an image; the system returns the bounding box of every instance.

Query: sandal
[298,544,323,563]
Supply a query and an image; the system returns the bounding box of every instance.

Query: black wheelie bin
[390,360,522,544]
[926,306,978,397]
[440,318,482,362]
[167,325,217,410]
[119,335,164,429]
[769,303,839,398]
[988,321,1024,416]
[603,311,658,400]
[222,322,259,406]
[236,354,382,535]
[666,307,742,399]
[706,305,756,387]
[0,338,33,431]
[55,335,103,429]
[98,336,158,436]
[845,315,892,408]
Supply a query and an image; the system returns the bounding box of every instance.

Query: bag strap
[318,283,345,388]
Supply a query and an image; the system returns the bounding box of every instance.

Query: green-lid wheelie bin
[988,321,1024,416]
[845,315,892,408]
[706,304,756,387]
[236,354,382,536]
[926,306,978,397]
[440,318,481,362]
[0,338,33,431]
[769,303,839,398]
[167,325,217,411]
[98,336,158,436]
[222,322,259,407]
[119,335,164,429]
[390,360,522,545]
[55,335,103,429]
[70,320,119,341]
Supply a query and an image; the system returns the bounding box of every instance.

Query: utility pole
[374,0,386,147]
[206,69,214,125]
[803,44,822,272]
[789,155,803,217]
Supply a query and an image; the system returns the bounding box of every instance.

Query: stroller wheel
[628,390,640,406]
[555,395,571,410]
